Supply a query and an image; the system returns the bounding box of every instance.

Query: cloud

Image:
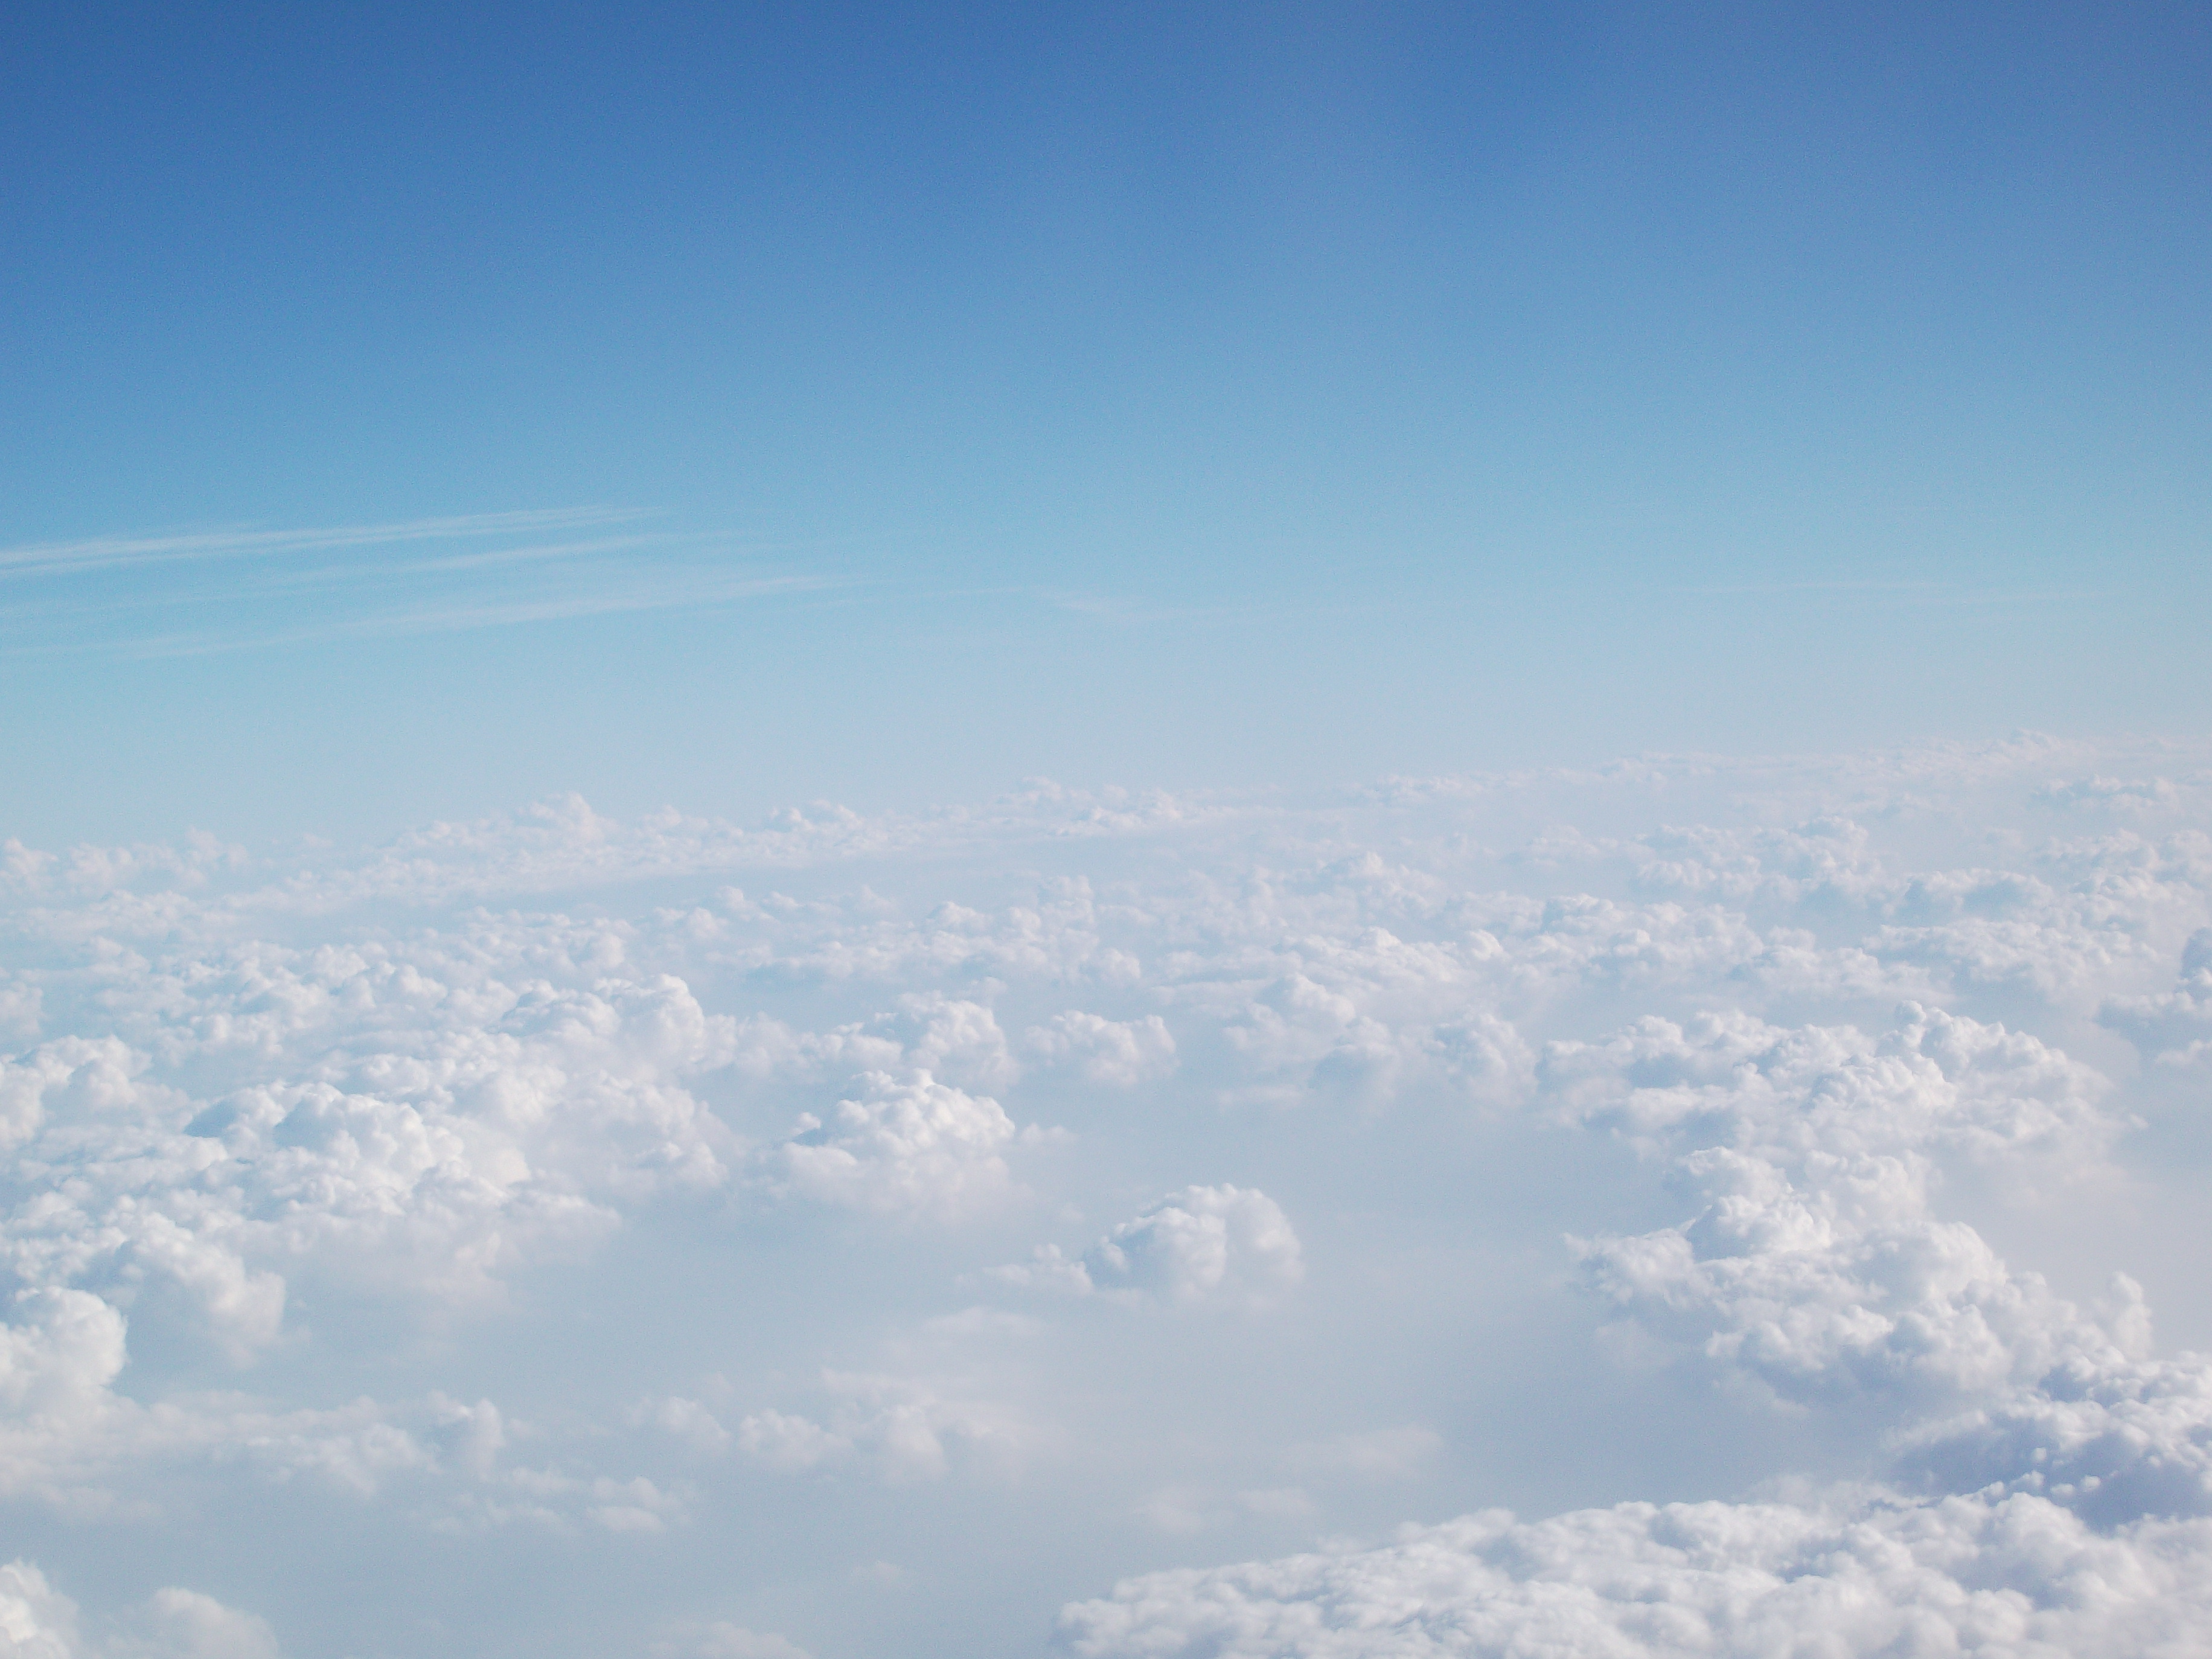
[0,1560,78,1659]
[641,1397,733,1456]
[1055,888,2212,1652]
[1056,1493,2212,1657]
[1025,1012,1178,1087]
[0,740,2209,1647]
[0,1564,282,1659]
[652,1624,812,1659]
[0,965,744,1361]
[2035,775,2184,813]
[0,508,642,580]
[1550,1004,2126,1409]
[107,1588,282,1659]
[734,1371,1035,1485]
[2101,926,2212,1067]
[1000,1186,1303,1308]
[774,1073,1026,1220]
[0,511,837,658]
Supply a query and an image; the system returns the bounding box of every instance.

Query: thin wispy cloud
[0,510,832,655]
[0,507,645,578]
[1669,578,2115,605]
[123,573,837,659]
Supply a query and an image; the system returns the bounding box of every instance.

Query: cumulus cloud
[0,963,745,1366]
[1550,1004,2127,1410]
[107,1588,283,1659]
[0,740,2208,1651]
[774,1073,1027,1219]
[1024,1012,1177,1086]
[1056,1493,2212,1657]
[734,1370,1035,1484]
[1056,868,2212,1652]
[737,997,1019,1093]
[0,1565,281,1659]
[0,1561,77,1659]
[2102,926,2212,1069]
[998,1186,1303,1308]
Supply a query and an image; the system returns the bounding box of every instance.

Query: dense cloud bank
[1059,995,2212,1655]
[0,735,2209,1654]
[1057,1497,2212,1657]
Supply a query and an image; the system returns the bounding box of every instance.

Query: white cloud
[1083,1186,1303,1307]
[773,1073,1025,1219]
[653,1623,812,1659]
[641,1396,732,1456]
[1053,833,2212,1655]
[1025,1012,1177,1086]
[734,1408,848,1474]
[1550,1004,2127,1408]
[734,1371,1035,1485]
[0,1561,78,1659]
[0,741,2209,1650]
[1001,1186,1303,1308]
[1056,1492,2212,1657]
[0,1565,281,1659]
[107,1588,282,1659]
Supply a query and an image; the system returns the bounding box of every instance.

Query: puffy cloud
[735,998,1018,1092]
[735,1371,1035,1484]
[1897,1341,2212,1527]
[0,744,2209,1648]
[1552,1005,2127,1409]
[0,1565,281,1659]
[1026,1012,1178,1087]
[1061,970,2212,1656]
[1083,1186,1303,1307]
[1001,1187,1303,1308]
[640,1396,733,1456]
[0,966,744,1362]
[707,875,1144,991]
[0,1291,127,1419]
[0,1561,77,1659]
[1055,1492,2212,1658]
[107,1588,282,1659]
[2101,926,2212,1067]
[2036,774,2184,813]
[0,1310,681,1530]
[881,996,1019,1091]
[733,1408,848,1474]
[1542,1003,2114,1166]
[1213,966,1532,1112]
[774,1073,1026,1220]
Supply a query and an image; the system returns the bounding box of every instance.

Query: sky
[4,6,2212,1658]
[2,2,2208,842]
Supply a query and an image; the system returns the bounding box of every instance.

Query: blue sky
[3,2,2207,840]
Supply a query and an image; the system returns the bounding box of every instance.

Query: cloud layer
[0,734,2208,1654]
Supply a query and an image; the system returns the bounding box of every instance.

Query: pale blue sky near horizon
[2,2,2207,843]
